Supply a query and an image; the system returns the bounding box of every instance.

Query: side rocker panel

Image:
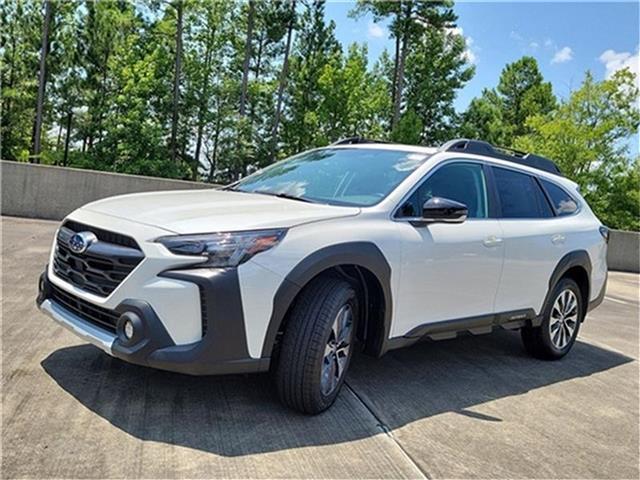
[260,242,393,358]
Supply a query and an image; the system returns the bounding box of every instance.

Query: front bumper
[37,271,270,375]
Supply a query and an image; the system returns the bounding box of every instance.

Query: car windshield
[231,147,430,207]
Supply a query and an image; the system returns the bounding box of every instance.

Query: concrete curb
[1,160,214,221]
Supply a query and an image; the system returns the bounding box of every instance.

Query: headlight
[156,229,287,267]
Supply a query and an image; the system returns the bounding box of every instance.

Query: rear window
[493,167,554,219]
[541,179,579,216]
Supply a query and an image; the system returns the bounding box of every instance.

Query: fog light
[117,311,142,344]
[124,320,134,340]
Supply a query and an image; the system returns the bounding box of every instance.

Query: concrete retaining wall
[2,160,638,272]
[1,160,213,221]
[608,230,639,273]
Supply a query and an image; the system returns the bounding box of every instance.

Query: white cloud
[529,41,539,50]
[510,30,523,42]
[599,47,639,83]
[367,21,385,39]
[551,46,573,64]
[544,38,554,48]
[446,27,478,64]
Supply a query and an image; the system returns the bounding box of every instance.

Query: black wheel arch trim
[543,250,592,320]
[260,242,393,358]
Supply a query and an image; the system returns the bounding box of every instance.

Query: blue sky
[325,1,640,112]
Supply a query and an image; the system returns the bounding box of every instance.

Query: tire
[274,275,358,414]
[521,277,583,360]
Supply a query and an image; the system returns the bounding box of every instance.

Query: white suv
[37,139,608,414]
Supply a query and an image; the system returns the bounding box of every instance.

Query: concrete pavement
[2,216,638,478]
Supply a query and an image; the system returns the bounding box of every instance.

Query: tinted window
[541,179,578,216]
[493,167,554,219]
[233,148,430,207]
[398,162,488,218]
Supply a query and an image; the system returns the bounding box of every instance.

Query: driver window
[398,162,488,218]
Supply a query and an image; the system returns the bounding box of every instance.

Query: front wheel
[274,276,358,414]
[521,278,583,360]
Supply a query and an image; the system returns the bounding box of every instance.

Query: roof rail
[439,138,562,176]
[331,136,390,146]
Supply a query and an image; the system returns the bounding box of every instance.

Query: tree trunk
[249,31,265,122]
[391,33,400,122]
[270,0,295,161]
[392,33,408,129]
[3,29,18,133]
[392,3,411,129]
[239,0,255,116]
[30,0,53,163]
[170,0,183,163]
[207,112,222,183]
[56,121,63,150]
[194,27,215,180]
[63,109,73,166]
[95,50,110,148]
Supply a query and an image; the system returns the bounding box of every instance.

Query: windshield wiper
[252,190,316,203]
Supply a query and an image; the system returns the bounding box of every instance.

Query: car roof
[327,143,439,155]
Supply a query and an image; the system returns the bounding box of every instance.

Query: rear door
[490,166,567,315]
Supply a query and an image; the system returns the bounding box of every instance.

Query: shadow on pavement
[41,329,633,457]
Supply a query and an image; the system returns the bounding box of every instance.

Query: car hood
[82,189,360,234]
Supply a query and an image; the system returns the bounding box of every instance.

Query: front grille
[63,220,140,249]
[53,221,144,297]
[51,285,119,333]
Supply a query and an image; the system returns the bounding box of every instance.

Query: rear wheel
[274,276,358,414]
[521,278,583,360]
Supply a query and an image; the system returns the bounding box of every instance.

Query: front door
[392,161,504,337]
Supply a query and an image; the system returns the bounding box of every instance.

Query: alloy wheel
[549,289,579,349]
[321,304,353,396]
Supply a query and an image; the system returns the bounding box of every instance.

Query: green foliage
[458,89,506,145]
[497,56,556,141]
[460,56,556,146]
[403,27,475,143]
[390,110,423,144]
[514,70,640,230]
[7,1,637,231]
[2,0,475,180]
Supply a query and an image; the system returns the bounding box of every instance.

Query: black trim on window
[533,176,557,217]
[490,165,556,220]
[394,160,492,220]
[483,163,501,218]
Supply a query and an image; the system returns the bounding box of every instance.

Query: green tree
[460,56,556,146]
[458,89,506,145]
[316,43,390,142]
[281,0,341,154]
[514,70,640,230]
[498,56,556,142]
[1,0,46,160]
[352,0,463,131]
[402,26,474,143]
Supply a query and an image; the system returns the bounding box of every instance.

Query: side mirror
[422,197,468,223]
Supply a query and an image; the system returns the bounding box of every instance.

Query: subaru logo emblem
[68,231,97,254]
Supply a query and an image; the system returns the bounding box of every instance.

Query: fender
[260,242,393,358]
[539,250,592,322]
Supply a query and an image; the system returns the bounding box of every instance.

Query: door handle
[483,236,503,248]
[551,234,566,245]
